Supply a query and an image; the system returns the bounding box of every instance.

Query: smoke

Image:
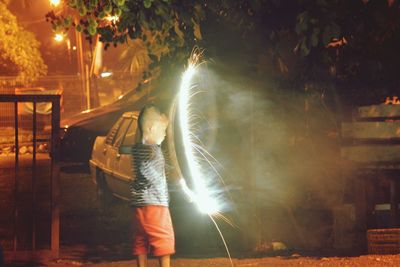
[183,62,349,251]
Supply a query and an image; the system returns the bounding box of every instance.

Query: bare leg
[137,254,148,267]
[159,255,170,267]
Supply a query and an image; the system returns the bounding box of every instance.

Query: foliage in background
[118,39,151,76]
[46,0,203,73]
[0,1,47,81]
[212,0,400,103]
[47,0,400,104]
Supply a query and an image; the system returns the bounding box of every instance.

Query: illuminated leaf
[144,0,151,8]
[0,3,47,81]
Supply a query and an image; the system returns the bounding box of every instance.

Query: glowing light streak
[177,50,234,267]
[178,61,220,215]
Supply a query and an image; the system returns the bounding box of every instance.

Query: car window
[113,118,132,148]
[105,117,123,145]
[122,118,138,146]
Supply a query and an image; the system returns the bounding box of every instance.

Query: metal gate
[0,94,60,261]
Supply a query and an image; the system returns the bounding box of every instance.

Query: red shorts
[132,205,175,256]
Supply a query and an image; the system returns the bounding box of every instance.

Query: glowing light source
[176,50,234,267]
[105,15,120,23]
[54,33,64,42]
[49,0,61,7]
[100,71,113,78]
[178,55,220,215]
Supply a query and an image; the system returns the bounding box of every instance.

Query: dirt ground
[15,254,400,267]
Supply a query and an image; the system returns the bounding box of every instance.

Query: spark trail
[177,49,233,267]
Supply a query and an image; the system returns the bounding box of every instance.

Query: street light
[49,0,61,7]
[54,33,64,42]
[49,0,93,109]
[105,15,120,23]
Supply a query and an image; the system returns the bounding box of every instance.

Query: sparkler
[174,48,233,267]
[177,54,221,215]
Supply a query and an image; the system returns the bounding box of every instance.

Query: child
[130,105,174,267]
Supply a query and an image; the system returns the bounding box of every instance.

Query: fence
[0,73,142,129]
[0,94,60,261]
[0,75,85,127]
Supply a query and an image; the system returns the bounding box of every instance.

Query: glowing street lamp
[105,15,119,23]
[54,33,64,42]
[49,0,61,7]
[100,71,112,78]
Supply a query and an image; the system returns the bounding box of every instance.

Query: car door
[112,116,138,200]
[106,117,132,195]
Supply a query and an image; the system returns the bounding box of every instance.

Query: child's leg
[137,254,148,267]
[159,255,170,267]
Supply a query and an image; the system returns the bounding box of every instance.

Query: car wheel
[96,169,113,212]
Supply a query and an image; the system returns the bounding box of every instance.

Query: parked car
[89,111,139,203]
[59,82,152,163]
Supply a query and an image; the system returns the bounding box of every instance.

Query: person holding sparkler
[130,105,174,267]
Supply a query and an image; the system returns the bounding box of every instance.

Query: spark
[177,48,233,267]
[210,216,234,267]
[178,51,220,215]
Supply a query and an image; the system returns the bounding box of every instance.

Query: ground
[17,254,400,266]
[3,159,400,266]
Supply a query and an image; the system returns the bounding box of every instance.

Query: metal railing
[0,94,60,261]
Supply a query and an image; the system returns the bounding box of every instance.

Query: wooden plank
[341,145,400,162]
[362,165,400,170]
[357,104,400,119]
[342,121,400,139]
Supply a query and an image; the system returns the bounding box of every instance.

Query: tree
[0,1,47,81]
[47,0,400,104]
[46,0,203,70]
[198,0,400,105]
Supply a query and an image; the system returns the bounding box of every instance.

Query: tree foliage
[0,2,47,81]
[202,0,400,103]
[46,0,204,69]
[47,0,400,102]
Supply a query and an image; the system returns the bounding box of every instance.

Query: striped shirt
[129,143,169,207]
